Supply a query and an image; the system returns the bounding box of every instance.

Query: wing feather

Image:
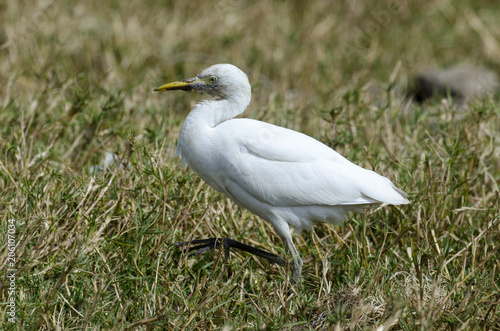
[213,119,408,208]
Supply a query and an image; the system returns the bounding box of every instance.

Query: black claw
[171,238,223,255]
[187,245,215,257]
[171,237,286,267]
[172,238,298,293]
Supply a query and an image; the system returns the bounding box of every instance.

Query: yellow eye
[208,76,217,83]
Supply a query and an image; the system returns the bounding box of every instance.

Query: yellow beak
[154,77,200,92]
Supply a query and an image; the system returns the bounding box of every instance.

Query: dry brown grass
[0,0,499,330]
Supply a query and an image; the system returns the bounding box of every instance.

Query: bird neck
[195,92,251,128]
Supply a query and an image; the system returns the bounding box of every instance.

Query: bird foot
[171,238,286,267]
[172,238,298,293]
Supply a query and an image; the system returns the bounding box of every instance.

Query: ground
[0,1,499,330]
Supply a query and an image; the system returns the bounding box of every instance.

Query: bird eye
[208,76,217,83]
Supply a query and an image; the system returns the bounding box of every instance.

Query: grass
[0,0,499,329]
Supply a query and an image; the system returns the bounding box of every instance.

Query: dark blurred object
[409,66,499,104]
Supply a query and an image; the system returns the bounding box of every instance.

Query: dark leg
[171,238,286,267]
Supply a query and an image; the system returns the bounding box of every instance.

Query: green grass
[1,0,499,330]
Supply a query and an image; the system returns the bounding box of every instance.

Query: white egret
[155,64,409,287]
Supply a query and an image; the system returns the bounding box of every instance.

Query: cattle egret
[155,64,409,288]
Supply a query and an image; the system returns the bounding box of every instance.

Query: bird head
[154,64,250,99]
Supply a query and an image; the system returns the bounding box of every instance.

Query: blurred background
[2,0,499,167]
[0,0,499,330]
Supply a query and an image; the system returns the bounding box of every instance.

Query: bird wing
[215,119,408,208]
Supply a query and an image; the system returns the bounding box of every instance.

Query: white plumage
[155,64,409,285]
